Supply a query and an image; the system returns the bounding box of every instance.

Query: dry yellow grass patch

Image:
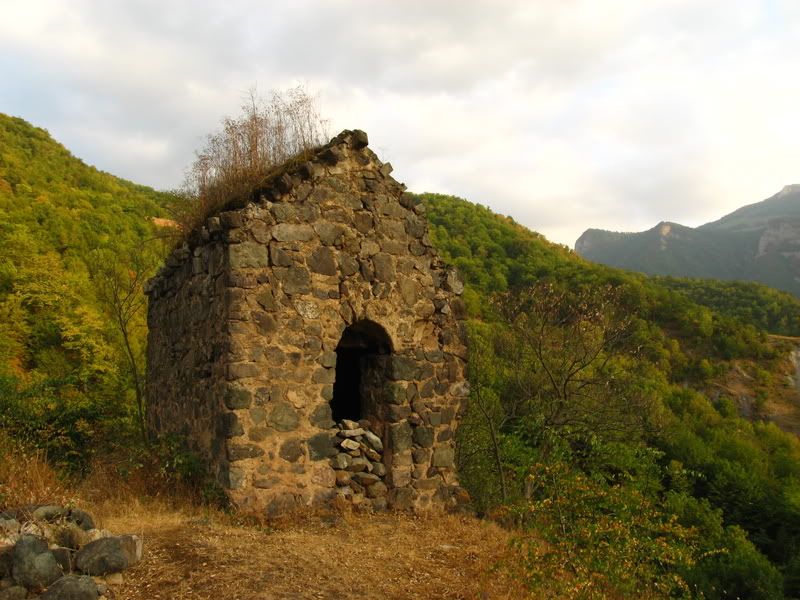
[1,444,526,599]
[0,436,74,510]
[94,501,523,600]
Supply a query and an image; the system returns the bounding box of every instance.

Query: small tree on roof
[171,85,329,234]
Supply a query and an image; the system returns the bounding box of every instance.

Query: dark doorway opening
[331,320,392,422]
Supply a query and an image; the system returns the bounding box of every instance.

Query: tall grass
[169,85,329,236]
[0,433,72,510]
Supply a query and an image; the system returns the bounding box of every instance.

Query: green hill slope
[422,192,800,597]
[0,113,170,466]
[575,186,800,296]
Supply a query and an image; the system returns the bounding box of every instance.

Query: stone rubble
[0,506,141,599]
[330,419,390,510]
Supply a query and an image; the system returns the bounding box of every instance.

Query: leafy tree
[493,283,653,443]
[88,244,160,445]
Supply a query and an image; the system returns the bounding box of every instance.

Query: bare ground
[90,501,525,600]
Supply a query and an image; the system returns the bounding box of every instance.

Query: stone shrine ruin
[145,130,468,515]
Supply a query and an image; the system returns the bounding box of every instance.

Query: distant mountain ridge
[575,185,800,296]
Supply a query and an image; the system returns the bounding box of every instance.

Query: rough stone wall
[145,233,229,466]
[146,130,468,515]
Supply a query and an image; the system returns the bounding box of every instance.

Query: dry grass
[170,85,328,237]
[0,445,652,600]
[92,501,524,600]
[0,439,526,599]
[0,435,75,510]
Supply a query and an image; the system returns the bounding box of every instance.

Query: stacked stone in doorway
[330,419,388,510]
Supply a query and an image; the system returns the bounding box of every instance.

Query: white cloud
[0,0,798,245]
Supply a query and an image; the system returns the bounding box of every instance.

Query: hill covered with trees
[423,192,800,597]
[0,113,170,468]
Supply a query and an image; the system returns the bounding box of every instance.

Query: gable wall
[146,131,468,514]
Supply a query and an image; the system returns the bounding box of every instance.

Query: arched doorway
[331,320,392,422]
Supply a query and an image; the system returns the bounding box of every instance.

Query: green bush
[508,459,698,598]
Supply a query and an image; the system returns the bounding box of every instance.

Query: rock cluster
[0,506,141,599]
[330,419,389,510]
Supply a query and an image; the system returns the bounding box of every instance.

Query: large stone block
[279,439,304,462]
[398,278,419,306]
[227,442,265,461]
[412,426,434,448]
[279,266,311,295]
[385,382,406,405]
[339,254,359,276]
[229,242,268,269]
[389,357,420,381]
[386,404,412,422]
[389,422,413,453]
[222,412,244,437]
[314,222,345,245]
[308,432,339,460]
[308,247,338,275]
[226,362,260,380]
[310,403,335,429]
[272,223,315,242]
[256,288,278,311]
[311,367,335,384]
[372,253,396,282]
[432,446,455,468]
[269,243,293,267]
[268,402,300,432]
[388,487,416,510]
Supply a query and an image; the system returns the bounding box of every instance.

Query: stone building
[145,130,468,515]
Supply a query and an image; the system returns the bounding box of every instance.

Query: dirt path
[97,505,523,600]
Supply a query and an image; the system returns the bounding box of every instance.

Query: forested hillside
[0,113,170,468]
[422,192,800,598]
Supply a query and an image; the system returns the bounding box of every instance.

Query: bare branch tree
[492,282,652,445]
[468,330,509,503]
[88,246,157,445]
[170,85,329,235]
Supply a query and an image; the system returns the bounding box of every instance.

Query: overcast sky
[1,1,799,246]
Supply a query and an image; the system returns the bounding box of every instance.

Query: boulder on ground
[0,520,19,537]
[53,523,87,550]
[31,506,67,523]
[29,506,95,532]
[75,535,141,575]
[0,546,13,579]
[11,535,62,590]
[40,574,99,600]
[67,509,95,532]
[0,585,27,600]
[51,546,75,573]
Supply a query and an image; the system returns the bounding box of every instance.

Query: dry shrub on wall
[0,434,72,510]
[170,85,329,236]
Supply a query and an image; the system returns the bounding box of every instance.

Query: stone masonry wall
[146,130,468,515]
